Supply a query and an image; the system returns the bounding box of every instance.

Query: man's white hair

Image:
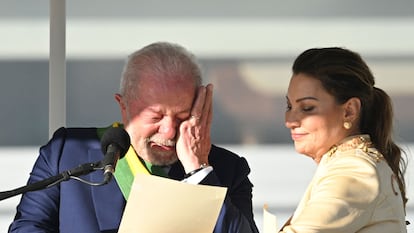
[119,41,202,102]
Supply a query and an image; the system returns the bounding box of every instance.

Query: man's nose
[158,118,177,139]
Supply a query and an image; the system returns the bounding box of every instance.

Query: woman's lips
[291,133,307,141]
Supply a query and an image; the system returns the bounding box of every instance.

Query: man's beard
[142,135,178,166]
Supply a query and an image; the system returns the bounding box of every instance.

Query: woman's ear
[343,97,361,121]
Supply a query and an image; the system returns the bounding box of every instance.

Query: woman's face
[285,73,349,163]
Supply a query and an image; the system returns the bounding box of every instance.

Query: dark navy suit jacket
[8,127,259,233]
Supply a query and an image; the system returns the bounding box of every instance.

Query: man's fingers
[205,84,214,126]
[190,86,206,120]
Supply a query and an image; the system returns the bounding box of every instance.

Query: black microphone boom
[0,127,130,201]
[100,127,131,184]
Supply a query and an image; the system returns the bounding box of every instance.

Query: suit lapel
[89,148,126,231]
[168,161,185,180]
[86,148,184,230]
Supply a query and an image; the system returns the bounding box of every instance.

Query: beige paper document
[263,204,278,233]
[118,173,227,233]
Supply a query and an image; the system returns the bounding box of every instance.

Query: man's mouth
[151,143,175,151]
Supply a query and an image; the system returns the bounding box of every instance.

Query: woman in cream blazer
[281,47,408,233]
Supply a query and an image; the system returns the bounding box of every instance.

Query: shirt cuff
[181,166,213,184]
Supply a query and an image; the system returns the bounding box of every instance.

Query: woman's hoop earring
[343,121,352,130]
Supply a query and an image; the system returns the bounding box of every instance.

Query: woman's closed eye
[302,106,315,112]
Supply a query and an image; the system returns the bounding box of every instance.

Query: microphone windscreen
[100,127,131,157]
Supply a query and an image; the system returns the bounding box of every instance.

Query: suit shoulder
[51,127,99,141]
[210,144,244,161]
[209,144,250,171]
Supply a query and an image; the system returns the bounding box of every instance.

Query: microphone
[0,127,130,201]
[100,127,131,183]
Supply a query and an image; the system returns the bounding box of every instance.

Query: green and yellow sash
[97,123,150,200]
[114,146,151,199]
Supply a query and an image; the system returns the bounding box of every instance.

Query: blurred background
[0,0,413,232]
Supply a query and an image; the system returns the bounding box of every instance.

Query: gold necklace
[326,135,383,162]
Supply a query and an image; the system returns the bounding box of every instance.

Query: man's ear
[115,93,126,110]
[115,93,129,124]
[343,97,361,121]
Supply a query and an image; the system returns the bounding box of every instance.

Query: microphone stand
[0,161,106,201]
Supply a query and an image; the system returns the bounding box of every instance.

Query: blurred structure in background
[1,0,414,146]
[1,1,414,232]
